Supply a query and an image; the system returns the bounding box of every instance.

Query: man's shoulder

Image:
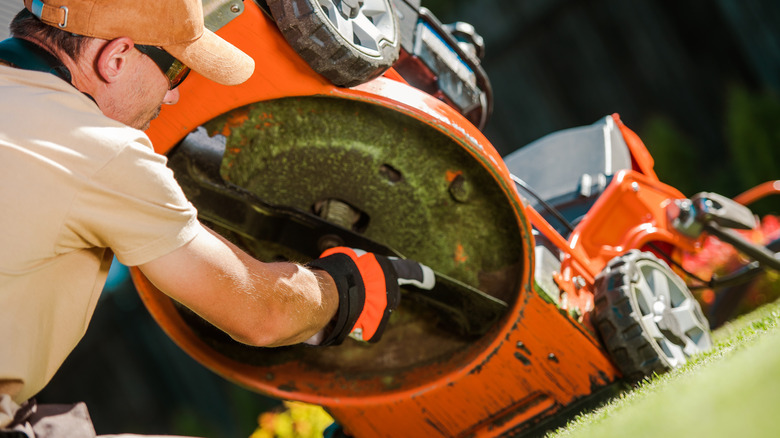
[0,64,86,101]
[1,66,156,170]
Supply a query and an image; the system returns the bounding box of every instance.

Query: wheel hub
[651,296,667,316]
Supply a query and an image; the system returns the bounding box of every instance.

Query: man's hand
[307,247,435,345]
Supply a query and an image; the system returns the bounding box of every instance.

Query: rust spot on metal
[463,393,557,436]
[277,382,299,392]
[213,107,250,137]
[455,243,468,264]
[445,169,463,183]
[516,341,532,356]
[514,352,531,365]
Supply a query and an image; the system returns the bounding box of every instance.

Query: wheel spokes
[650,268,671,302]
[638,261,708,365]
[319,0,338,19]
[362,0,389,15]
[320,0,350,34]
[683,336,703,357]
[671,298,705,333]
[661,337,687,366]
[641,314,665,340]
[634,276,656,315]
[318,0,392,54]
[353,14,384,50]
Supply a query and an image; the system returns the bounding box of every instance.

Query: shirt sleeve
[59,140,201,267]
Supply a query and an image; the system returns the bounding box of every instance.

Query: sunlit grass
[546,299,780,437]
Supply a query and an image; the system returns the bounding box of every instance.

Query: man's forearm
[139,224,340,348]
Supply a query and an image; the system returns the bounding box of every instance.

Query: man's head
[12,0,254,130]
[22,0,255,86]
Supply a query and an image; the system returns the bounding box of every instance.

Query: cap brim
[165,29,255,86]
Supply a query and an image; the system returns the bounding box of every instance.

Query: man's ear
[95,37,135,84]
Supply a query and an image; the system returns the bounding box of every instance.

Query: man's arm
[138,224,339,347]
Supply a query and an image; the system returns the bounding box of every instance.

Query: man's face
[102,49,180,130]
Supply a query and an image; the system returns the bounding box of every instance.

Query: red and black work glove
[306,247,435,345]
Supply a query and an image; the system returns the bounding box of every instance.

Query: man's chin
[135,107,162,131]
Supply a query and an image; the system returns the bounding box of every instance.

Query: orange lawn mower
[129,1,780,436]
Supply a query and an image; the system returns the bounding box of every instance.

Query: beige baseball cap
[23,0,255,85]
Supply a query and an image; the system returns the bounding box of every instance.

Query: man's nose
[163,87,180,105]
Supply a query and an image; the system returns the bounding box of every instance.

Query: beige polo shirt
[0,65,200,405]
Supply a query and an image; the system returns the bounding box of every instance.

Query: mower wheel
[268,0,400,87]
[593,250,712,383]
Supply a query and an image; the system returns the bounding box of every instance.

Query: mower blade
[408,272,507,337]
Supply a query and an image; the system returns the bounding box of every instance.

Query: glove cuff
[306,253,365,346]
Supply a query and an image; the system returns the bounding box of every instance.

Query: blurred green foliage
[419,0,452,16]
[250,401,334,438]
[725,85,780,190]
[641,84,780,216]
[639,115,700,194]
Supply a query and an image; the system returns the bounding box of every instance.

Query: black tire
[592,250,712,383]
[268,0,400,87]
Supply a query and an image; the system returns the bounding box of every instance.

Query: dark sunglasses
[135,44,191,89]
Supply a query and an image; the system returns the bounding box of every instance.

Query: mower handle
[702,222,780,273]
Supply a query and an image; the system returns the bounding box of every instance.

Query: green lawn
[546,299,780,437]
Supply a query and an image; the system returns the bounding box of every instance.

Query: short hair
[10,9,88,61]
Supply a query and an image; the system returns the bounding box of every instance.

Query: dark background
[426,0,780,212]
[5,0,779,436]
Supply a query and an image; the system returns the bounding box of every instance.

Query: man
[0,0,433,436]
